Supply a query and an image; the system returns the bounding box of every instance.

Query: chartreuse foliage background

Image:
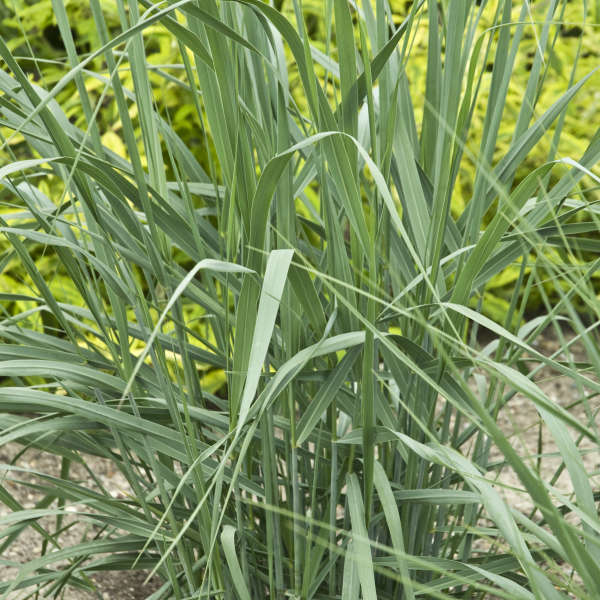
[1,0,600,599]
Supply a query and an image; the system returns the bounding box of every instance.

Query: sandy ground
[1,332,599,598]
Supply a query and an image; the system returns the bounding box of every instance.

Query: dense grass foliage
[1,1,600,598]
[2,0,600,322]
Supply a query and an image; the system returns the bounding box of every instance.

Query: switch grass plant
[1,0,600,598]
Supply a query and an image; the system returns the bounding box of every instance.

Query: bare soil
[483,330,600,514]
[0,445,164,598]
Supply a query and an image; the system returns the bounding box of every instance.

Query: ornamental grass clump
[1,1,600,598]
